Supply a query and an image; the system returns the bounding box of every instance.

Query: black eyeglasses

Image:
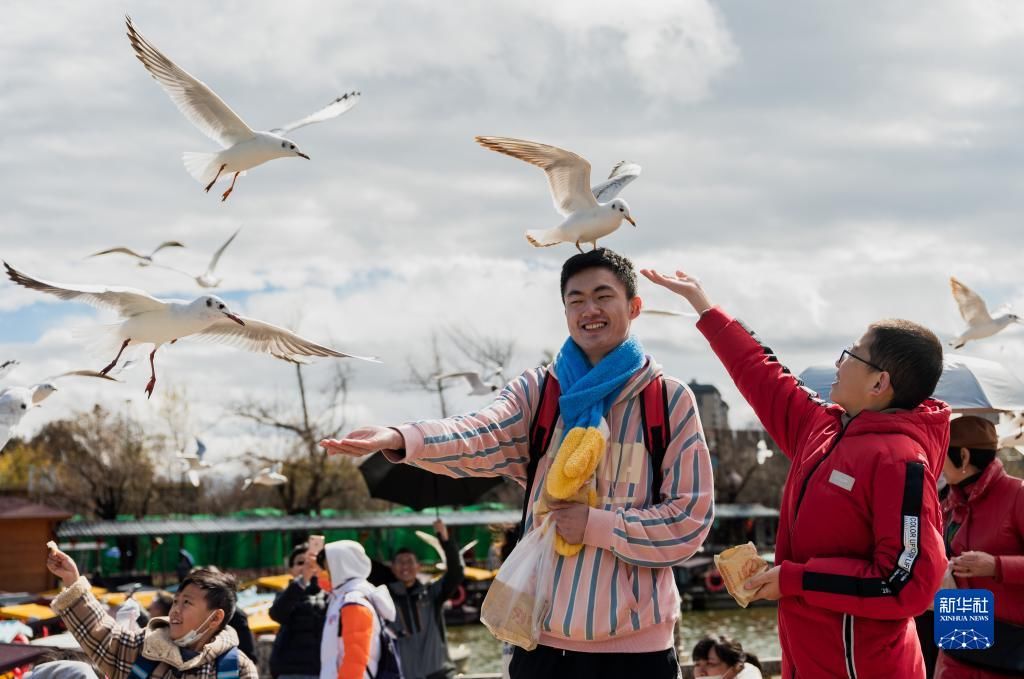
[838,348,885,373]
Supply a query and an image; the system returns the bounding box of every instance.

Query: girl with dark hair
[691,635,762,679]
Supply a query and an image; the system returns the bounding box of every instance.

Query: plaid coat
[51,576,258,679]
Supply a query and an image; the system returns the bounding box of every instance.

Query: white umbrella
[798,354,1024,414]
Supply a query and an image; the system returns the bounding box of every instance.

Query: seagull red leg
[144,348,158,399]
[101,339,131,375]
[221,173,240,202]
[205,164,227,193]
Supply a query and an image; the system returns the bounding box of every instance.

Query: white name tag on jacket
[829,469,855,491]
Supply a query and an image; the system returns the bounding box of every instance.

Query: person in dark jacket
[269,543,327,679]
[642,267,949,679]
[387,519,464,679]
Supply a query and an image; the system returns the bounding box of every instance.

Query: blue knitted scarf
[553,335,646,442]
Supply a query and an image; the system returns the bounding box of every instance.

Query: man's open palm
[320,426,403,457]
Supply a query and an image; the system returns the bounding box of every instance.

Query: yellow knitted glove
[547,425,605,557]
[546,426,605,500]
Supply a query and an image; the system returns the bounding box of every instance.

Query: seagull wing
[950,277,993,326]
[5,262,166,318]
[48,370,121,383]
[641,308,697,318]
[194,316,380,364]
[126,16,255,148]
[475,136,597,216]
[89,247,147,261]
[0,360,18,382]
[437,371,485,388]
[186,469,201,488]
[415,530,446,566]
[271,91,361,134]
[195,437,207,460]
[460,539,479,557]
[150,241,186,257]
[591,161,641,202]
[204,228,241,276]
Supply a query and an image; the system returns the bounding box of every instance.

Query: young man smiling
[322,249,714,679]
[642,267,949,679]
[46,547,257,679]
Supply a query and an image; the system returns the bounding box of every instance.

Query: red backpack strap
[639,375,669,505]
[520,372,560,536]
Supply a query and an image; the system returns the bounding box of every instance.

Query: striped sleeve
[390,367,544,486]
[582,380,714,568]
[779,454,947,619]
[49,576,144,679]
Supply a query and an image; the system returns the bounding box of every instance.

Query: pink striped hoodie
[385,357,714,653]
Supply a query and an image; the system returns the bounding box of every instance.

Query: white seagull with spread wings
[949,277,1020,349]
[475,136,640,252]
[126,17,360,201]
[4,262,379,398]
[89,240,185,267]
[1,367,119,451]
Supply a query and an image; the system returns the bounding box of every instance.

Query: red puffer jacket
[697,308,949,679]
[935,459,1024,678]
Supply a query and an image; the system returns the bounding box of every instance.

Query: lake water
[447,607,780,674]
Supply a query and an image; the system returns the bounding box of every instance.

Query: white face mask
[172,612,218,648]
[937,474,948,492]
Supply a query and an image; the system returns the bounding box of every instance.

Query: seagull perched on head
[0,369,118,451]
[89,241,184,267]
[5,262,379,399]
[437,370,500,396]
[242,463,287,491]
[949,277,1020,349]
[126,17,360,202]
[475,136,640,252]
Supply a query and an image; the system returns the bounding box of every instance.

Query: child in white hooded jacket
[318,541,397,679]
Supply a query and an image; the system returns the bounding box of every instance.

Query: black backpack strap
[520,371,560,537]
[638,375,669,505]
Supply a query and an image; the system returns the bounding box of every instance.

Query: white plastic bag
[480,516,557,650]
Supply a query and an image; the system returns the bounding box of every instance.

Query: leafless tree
[231,363,373,514]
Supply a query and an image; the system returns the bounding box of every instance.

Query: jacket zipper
[793,419,853,520]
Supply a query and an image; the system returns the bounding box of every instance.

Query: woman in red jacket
[935,416,1024,678]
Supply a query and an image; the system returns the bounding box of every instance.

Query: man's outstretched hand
[320,426,404,457]
[639,269,713,315]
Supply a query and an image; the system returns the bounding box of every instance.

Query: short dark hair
[178,567,237,627]
[151,591,174,617]
[560,248,637,300]
[946,446,997,471]
[392,547,417,561]
[691,635,761,671]
[866,319,943,410]
[289,542,309,568]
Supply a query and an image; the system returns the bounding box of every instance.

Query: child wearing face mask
[46,547,258,679]
[691,635,763,679]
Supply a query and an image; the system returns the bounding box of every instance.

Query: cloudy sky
[2,1,1023,476]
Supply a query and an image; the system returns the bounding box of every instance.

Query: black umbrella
[358,453,504,512]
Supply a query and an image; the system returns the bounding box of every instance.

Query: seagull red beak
[297,152,310,160]
[223,312,245,326]
[625,215,637,227]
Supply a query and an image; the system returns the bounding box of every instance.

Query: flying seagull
[475,136,639,252]
[89,241,185,266]
[437,371,499,396]
[126,17,360,201]
[949,277,1020,349]
[242,463,287,491]
[5,262,379,398]
[156,228,241,288]
[1,370,119,451]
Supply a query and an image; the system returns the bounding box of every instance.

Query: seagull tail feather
[182,152,225,185]
[525,228,562,248]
